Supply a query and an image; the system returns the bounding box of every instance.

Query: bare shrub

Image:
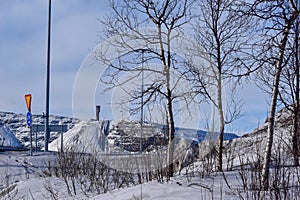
[0,184,18,200]
[0,161,18,200]
[196,144,218,178]
[43,179,59,200]
[43,147,141,197]
[236,131,300,199]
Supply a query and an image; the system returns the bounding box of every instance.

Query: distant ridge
[0,111,239,151]
[0,111,80,149]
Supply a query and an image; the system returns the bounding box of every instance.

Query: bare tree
[293,12,300,167]
[189,0,256,171]
[98,0,195,178]
[255,1,300,168]
[250,0,300,190]
[276,14,300,167]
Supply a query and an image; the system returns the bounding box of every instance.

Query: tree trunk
[261,16,295,190]
[166,45,175,178]
[261,85,278,190]
[217,71,225,172]
[157,26,176,178]
[293,101,299,166]
[166,88,175,178]
[293,16,300,166]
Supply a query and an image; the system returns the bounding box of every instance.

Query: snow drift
[0,122,23,148]
[48,120,107,153]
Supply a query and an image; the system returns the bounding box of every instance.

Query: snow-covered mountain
[48,119,239,156]
[0,111,239,152]
[175,127,239,142]
[0,111,80,149]
[49,120,167,153]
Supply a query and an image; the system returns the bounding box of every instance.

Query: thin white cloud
[0,0,107,118]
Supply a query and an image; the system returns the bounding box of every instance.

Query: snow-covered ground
[3,149,297,200]
[0,108,299,199]
[0,151,242,199]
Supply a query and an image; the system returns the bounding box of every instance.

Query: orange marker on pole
[25,94,32,112]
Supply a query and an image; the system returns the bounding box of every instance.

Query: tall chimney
[96,105,101,121]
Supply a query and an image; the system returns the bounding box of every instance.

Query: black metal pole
[30,126,32,155]
[140,52,144,125]
[45,0,51,152]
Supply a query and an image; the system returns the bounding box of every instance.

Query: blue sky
[0,0,270,134]
[0,0,107,114]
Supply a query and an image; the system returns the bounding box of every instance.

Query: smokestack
[96,105,101,121]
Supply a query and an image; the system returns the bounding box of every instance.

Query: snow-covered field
[0,109,299,199]
[0,151,243,199]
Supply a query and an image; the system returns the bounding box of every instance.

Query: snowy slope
[0,111,80,149]
[0,122,23,148]
[0,111,238,151]
[48,120,106,153]
[223,106,298,167]
[49,120,166,154]
[48,119,239,154]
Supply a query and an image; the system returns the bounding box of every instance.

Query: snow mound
[0,122,23,148]
[48,121,107,153]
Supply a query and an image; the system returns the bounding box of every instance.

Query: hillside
[223,106,299,168]
[0,111,238,152]
[0,111,80,149]
[48,120,239,154]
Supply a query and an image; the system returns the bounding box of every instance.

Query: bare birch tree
[277,14,300,167]
[188,0,256,171]
[255,2,300,168]
[250,0,299,190]
[98,0,195,178]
